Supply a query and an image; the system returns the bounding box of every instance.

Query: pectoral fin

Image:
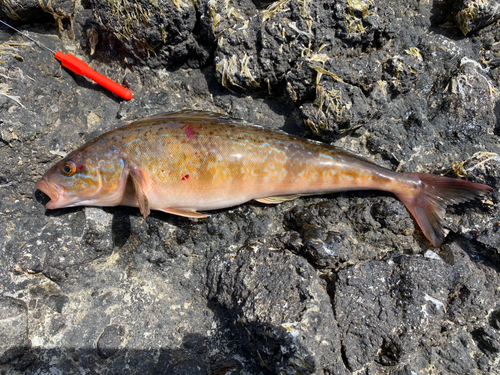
[160,207,209,218]
[255,195,303,204]
[129,169,151,218]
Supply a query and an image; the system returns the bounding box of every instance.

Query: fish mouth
[36,178,64,209]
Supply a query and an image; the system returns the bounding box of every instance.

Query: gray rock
[0,297,30,364]
[96,324,127,358]
[208,244,348,373]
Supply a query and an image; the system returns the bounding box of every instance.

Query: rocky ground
[0,0,499,374]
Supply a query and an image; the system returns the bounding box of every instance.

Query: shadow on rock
[206,243,348,374]
[6,333,255,374]
[110,210,132,249]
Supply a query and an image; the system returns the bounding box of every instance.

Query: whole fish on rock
[36,110,493,246]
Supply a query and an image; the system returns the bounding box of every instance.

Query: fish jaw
[36,177,98,209]
[36,177,67,209]
[36,176,105,209]
[36,166,131,210]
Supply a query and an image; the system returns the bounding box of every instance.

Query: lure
[0,19,132,100]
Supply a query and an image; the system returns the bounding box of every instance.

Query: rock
[89,0,210,67]
[0,297,30,364]
[207,244,348,374]
[96,324,127,358]
[454,0,500,35]
[0,0,75,27]
[335,244,500,373]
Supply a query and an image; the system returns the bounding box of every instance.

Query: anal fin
[160,207,209,218]
[255,195,303,204]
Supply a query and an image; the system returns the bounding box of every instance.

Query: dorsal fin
[126,110,262,130]
[136,110,246,124]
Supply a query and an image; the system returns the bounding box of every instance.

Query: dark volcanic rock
[89,0,210,67]
[0,0,75,25]
[453,0,500,35]
[0,0,499,374]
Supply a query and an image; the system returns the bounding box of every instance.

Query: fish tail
[396,173,493,247]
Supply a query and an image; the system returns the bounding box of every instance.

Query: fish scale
[36,110,493,247]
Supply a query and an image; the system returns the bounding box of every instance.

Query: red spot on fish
[78,165,85,170]
[185,125,197,139]
[182,174,190,181]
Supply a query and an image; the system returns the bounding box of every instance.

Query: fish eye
[61,161,76,176]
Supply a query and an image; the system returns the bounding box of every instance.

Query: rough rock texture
[0,0,75,30]
[0,297,30,365]
[0,0,499,374]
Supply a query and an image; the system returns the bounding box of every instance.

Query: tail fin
[396,173,493,247]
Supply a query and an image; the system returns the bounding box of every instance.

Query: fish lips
[36,178,64,209]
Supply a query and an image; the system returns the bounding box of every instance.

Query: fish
[36,110,493,247]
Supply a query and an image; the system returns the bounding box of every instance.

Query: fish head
[36,145,126,210]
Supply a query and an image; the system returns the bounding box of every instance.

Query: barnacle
[227,6,244,20]
[216,55,244,89]
[216,53,260,89]
[286,81,297,101]
[298,0,312,20]
[314,85,349,124]
[302,62,352,135]
[448,57,495,101]
[390,52,423,83]
[348,0,370,17]
[395,59,405,80]
[87,28,99,55]
[288,21,313,39]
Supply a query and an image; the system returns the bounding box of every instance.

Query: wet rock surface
[0,0,499,374]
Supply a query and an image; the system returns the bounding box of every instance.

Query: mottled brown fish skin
[36,110,493,247]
